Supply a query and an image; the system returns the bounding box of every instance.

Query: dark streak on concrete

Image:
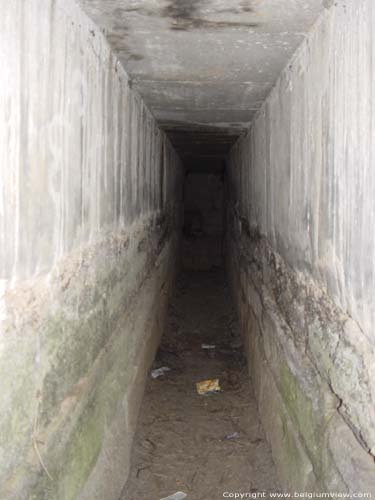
[170,18,260,31]
[127,54,144,61]
[163,0,259,31]
[162,0,201,21]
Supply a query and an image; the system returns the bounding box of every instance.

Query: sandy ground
[121,270,280,500]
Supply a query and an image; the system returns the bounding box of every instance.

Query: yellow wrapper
[196,379,221,395]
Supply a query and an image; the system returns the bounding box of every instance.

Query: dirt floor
[121,270,280,500]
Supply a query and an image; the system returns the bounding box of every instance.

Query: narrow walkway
[122,271,280,499]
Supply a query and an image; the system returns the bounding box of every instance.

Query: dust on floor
[121,270,280,500]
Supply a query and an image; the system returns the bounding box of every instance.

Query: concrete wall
[0,1,183,499]
[227,0,375,492]
[182,173,224,270]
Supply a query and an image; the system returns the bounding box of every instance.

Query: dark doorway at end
[182,161,226,272]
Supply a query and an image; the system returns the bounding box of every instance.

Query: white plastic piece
[160,492,187,500]
[151,366,171,379]
[201,343,216,349]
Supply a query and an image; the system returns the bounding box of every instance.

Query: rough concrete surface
[77,0,326,129]
[229,0,375,346]
[227,221,375,492]
[77,0,328,157]
[0,0,183,498]
[227,0,375,488]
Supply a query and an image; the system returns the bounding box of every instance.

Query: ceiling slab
[78,0,327,160]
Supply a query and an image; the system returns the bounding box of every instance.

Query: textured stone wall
[227,0,375,492]
[0,1,183,499]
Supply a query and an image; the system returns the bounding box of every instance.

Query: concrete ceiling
[79,0,327,168]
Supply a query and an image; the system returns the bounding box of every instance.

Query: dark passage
[182,170,225,271]
[122,270,280,499]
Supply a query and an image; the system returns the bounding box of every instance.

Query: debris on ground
[151,366,171,379]
[196,378,221,395]
[160,492,187,500]
[123,271,280,499]
[201,343,216,349]
[224,431,240,440]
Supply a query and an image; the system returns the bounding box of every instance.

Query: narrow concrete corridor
[1,0,375,499]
